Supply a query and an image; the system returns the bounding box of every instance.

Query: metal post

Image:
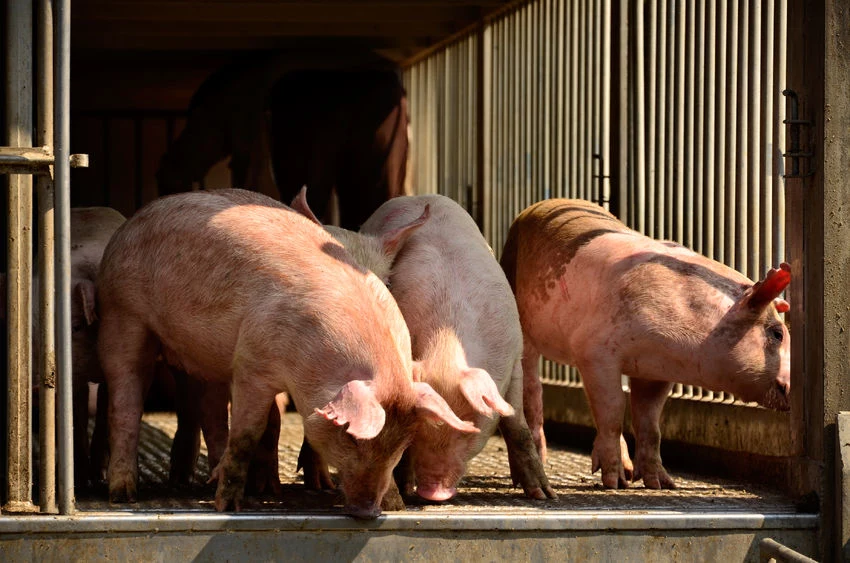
[55,0,75,514]
[37,0,57,514]
[5,0,36,514]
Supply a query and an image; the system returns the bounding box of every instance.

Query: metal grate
[75,412,801,514]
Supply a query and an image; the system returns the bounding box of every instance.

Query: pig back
[98,189,410,389]
[362,194,520,395]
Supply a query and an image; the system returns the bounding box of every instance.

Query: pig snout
[416,482,457,502]
[345,501,382,520]
[761,374,791,412]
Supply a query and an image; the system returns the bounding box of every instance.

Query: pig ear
[75,280,98,325]
[743,262,791,311]
[314,380,386,440]
[459,368,515,418]
[380,204,430,257]
[413,381,479,434]
[290,185,322,225]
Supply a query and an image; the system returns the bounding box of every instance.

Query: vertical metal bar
[655,0,667,239]
[714,0,728,264]
[5,0,36,514]
[590,0,599,204]
[569,0,579,199]
[683,0,695,247]
[735,0,748,277]
[543,0,552,201]
[725,0,740,271]
[671,1,682,242]
[480,24,490,235]
[646,0,657,235]
[601,0,611,209]
[750,0,762,278]
[634,0,646,233]
[616,0,628,219]
[694,0,706,255]
[55,0,75,515]
[762,0,775,276]
[522,3,530,210]
[37,0,57,514]
[775,0,787,267]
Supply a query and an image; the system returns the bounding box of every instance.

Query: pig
[96,188,476,518]
[298,193,555,501]
[500,198,792,489]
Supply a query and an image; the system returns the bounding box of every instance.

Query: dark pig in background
[500,198,791,489]
[96,189,475,518]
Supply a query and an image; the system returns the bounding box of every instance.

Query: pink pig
[500,198,791,489]
[355,194,555,501]
[96,188,476,518]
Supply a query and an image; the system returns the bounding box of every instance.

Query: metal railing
[404,0,789,408]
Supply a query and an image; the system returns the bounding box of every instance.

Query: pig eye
[768,325,784,343]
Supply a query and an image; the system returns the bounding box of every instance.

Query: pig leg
[620,434,635,482]
[73,374,92,487]
[100,318,159,502]
[169,369,201,487]
[499,359,557,500]
[212,363,277,512]
[88,382,109,484]
[521,338,547,464]
[197,379,230,474]
[245,403,282,496]
[628,378,676,489]
[297,437,336,491]
[579,360,630,489]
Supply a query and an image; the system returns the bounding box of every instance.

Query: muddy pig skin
[97,188,476,518]
[500,198,791,489]
[358,194,555,502]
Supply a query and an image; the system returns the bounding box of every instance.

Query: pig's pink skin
[361,194,555,501]
[98,188,469,517]
[501,199,791,489]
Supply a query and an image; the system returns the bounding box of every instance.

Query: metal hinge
[782,90,814,179]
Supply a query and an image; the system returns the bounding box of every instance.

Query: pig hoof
[108,482,138,503]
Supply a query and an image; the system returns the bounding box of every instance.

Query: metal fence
[404,0,788,402]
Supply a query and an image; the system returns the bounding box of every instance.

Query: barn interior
[3,0,849,561]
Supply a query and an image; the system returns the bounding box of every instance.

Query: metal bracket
[0,146,89,175]
[781,90,814,178]
[592,153,610,207]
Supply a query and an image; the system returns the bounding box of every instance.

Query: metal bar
[479,25,490,233]
[615,0,627,218]
[684,0,695,248]
[750,0,762,279]
[569,0,578,199]
[725,0,740,272]
[37,0,57,515]
[646,0,657,235]
[774,0,787,267]
[735,0,748,277]
[763,0,775,276]
[55,0,75,514]
[543,0,552,201]
[670,0,681,242]
[5,0,36,514]
[601,0,612,208]
[0,147,87,174]
[759,538,818,563]
[656,0,667,239]
[633,0,646,233]
[714,0,728,265]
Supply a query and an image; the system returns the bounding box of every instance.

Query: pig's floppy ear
[290,185,322,225]
[413,381,479,434]
[315,379,386,440]
[742,262,791,311]
[459,368,515,418]
[380,204,430,257]
[76,280,98,325]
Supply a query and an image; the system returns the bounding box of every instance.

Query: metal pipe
[749,0,762,279]
[667,0,678,241]
[569,0,579,199]
[55,0,75,514]
[633,0,646,233]
[5,0,36,515]
[37,0,57,515]
[775,0,787,267]
[656,0,667,239]
[555,0,565,199]
[734,0,748,277]
[713,0,728,265]
[762,0,775,276]
[646,0,657,235]
[543,0,552,201]
[694,0,706,255]
[601,0,611,209]
[725,0,740,271]
[683,0,694,247]
[479,25,490,235]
